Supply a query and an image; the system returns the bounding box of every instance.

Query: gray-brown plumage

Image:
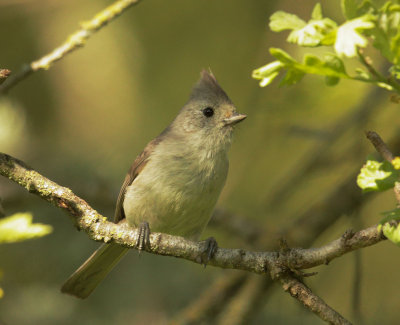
[61,70,246,298]
[114,137,162,223]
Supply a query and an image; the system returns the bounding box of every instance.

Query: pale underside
[123,138,229,240]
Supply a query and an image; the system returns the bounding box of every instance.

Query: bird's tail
[61,243,128,299]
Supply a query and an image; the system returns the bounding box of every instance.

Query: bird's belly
[123,159,227,240]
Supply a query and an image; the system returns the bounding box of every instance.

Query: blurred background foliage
[0,0,399,324]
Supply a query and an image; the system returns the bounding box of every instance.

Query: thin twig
[0,0,142,94]
[282,226,386,270]
[280,274,352,325]
[357,50,400,93]
[357,51,383,81]
[365,131,394,161]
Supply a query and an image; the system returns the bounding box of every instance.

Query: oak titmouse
[61,70,246,298]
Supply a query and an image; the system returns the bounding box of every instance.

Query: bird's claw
[201,236,218,267]
[136,221,150,252]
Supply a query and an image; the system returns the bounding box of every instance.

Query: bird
[61,70,246,298]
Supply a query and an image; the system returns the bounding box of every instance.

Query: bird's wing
[114,137,162,223]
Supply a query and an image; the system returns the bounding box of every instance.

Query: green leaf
[354,67,372,80]
[357,159,400,192]
[321,53,348,75]
[289,19,337,47]
[325,75,340,86]
[335,15,375,57]
[341,0,361,19]
[371,27,392,62]
[256,71,280,87]
[370,3,400,64]
[252,48,350,87]
[302,54,349,78]
[391,32,400,64]
[378,209,400,246]
[269,48,298,65]
[358,0,377,14]
[380,208,400,224]
[252,60,284,87]
[0,212,53,243]
[280,69,305,86]
[311,3,323,20]
[390,65,400,79]
[270,6,337,47]
[380,222,400,246]
[270,48,349,78]
[269,11,306,32]
[376,82,394,91]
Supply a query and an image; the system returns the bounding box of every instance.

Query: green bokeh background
[0,1,399,324]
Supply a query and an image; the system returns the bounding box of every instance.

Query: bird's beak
[223,113,247,126]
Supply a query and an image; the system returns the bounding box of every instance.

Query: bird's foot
[136,221,150,252]
[200,236,218,267]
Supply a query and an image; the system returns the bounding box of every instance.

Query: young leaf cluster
[357,157,400,245]
[357,158,400,192]
[253,1,400,93]
[378,208,400,245]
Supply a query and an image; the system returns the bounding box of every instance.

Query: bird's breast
[123,146,229,239]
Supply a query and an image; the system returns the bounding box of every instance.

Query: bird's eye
[202,107,214,117]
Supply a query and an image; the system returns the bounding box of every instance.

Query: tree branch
[280,274,352,325]
[281,227,386,270]
[0,152,391,276]
[357,50,400,94]
[0,149,392,278]
[0,0,142,94]
[365,131,394,162]
[3,152,395,324]
[0,152,274,273]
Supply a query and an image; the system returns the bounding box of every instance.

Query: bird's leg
[136,221,151,252]
[200,236,218,267]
